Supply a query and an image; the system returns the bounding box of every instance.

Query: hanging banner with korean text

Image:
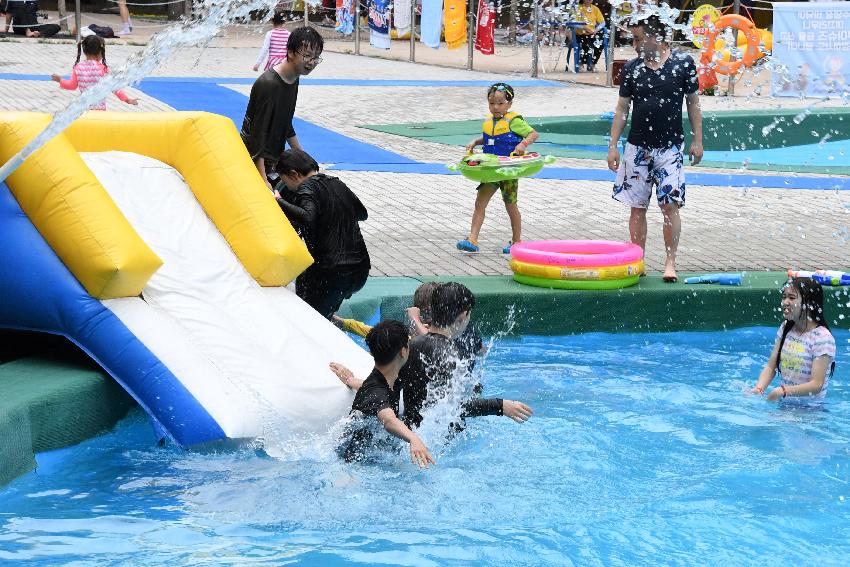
[772,2,850,97]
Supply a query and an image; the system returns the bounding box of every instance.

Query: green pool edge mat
[337,272,850,336]
[0,357,134,488]
[3,271,848,487]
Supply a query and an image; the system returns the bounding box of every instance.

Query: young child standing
[253,11,290,72]
[457,82,538,255]
[50,34,139,111]
[751,277,836,402]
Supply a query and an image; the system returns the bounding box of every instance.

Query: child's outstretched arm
[329,362,364,390]
[765,355,832,401]
[114,89,139,105]
[254,30,272,71]
[752,336,782,395]
[377,408,436,469]
[406,307,429,336]
[52,70,78,90]
[465,137,484,153]
[514,130,538,156]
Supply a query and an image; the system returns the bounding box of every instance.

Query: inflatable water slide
[0,111,374,447]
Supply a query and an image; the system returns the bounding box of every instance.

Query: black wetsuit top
[351,367,400,418]
[400,332,502,429]
[277,173,370,270]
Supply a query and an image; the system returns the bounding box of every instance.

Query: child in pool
[457,82,538,255]
[333,320,436,468]
[51,34,139,110]
[334,281,486,366]
[751,277,836,401]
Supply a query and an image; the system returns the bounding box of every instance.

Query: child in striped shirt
[253,11,290,72]
[50,34,138,111]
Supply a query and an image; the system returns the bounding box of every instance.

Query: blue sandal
[457,239,480,252]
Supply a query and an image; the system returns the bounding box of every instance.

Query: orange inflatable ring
[699,14,760,76]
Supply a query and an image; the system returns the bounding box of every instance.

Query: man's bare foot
[26,30,41,38]
[662,264,678,283]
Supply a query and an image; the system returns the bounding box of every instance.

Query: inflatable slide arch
[0,111,374,447]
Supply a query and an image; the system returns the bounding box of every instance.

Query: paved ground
[0,33,848,277]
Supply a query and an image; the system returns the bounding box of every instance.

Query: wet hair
[628,15,669,44]
[275,148,320,177]
[272,10,286,25]
[76,35,107,67]
[366,320,409,365]
[287,26,324,59]
[412,282,439,324]
[487,82,514,102]
[776,277,834,376]
[430,282,475,328]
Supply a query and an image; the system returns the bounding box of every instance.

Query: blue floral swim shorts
[612,143,686,209]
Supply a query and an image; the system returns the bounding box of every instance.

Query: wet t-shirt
[351,367,400,417]
[400,332,502,428]
[619,51,699,150]
[277,173,370,269]
[240,69,298,166]
[777,324,836,400]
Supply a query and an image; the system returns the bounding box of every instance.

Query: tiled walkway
[0,39,848,276]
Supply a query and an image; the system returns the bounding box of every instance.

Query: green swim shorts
[477,179,519,204]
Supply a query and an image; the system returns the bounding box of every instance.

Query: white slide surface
[82,151,374,443]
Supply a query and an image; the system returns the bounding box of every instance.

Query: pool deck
[1,36,849,276]
[1,28,850,487]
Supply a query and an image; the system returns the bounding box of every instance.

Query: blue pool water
[2,327,850,565]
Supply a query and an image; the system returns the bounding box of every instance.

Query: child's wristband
[780,384,788,398]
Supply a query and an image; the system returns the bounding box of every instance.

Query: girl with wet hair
[50,34,139,110]
[752,277,836,401]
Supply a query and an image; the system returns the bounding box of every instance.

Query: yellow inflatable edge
[0,111,163,299]
[65,111,313,287]
[510,259,645,281]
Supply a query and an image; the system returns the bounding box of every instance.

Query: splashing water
[0,0,290,184]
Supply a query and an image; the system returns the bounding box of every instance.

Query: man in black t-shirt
[332,320,435,468]
[241,26,323,189]
[607,15,703,283]
[275,149,371,320]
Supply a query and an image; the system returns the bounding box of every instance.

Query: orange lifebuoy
[699,14,760,76]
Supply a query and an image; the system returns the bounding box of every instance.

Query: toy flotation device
[447,151,555,184]
[508,240,644,290]
[698,14,761,91]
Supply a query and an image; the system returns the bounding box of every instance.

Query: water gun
[787,269,850,286]
[684,273,743,285]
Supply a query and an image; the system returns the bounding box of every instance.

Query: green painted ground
[360,108,850,175]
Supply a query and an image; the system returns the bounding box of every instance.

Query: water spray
[0,0,283,185]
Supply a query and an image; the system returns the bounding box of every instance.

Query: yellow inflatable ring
[510,259,644,281]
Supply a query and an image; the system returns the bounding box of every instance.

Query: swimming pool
[1,326,849,565]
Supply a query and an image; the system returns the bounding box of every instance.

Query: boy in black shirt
[400,282,533,429]
[606,15,703,283]
[241,26,323,188]
[275,148,371,320]
[332,320,435,468]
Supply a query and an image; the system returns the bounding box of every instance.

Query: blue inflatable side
[0,182,226,446]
